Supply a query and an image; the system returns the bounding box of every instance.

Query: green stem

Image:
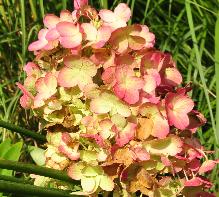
[0,120,46,142]
[0,180,74,197]
[0,174,31,184]
[0,159,77,184]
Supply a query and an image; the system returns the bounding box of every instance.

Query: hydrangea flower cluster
[17,0,218,196]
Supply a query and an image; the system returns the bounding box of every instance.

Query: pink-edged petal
[113,66,144,104]
[143,70,161,94]
[17,82,34,109]
[116,122,136,147]
[94,26,112,48]
[28,40,48,51]
[81,134,106,148]
[131,146,150,161]
[198,160,216,174]
[139,25,155,48]
[20,95,33,109]
[163,67,182,86]
[58,145,80,160]
[23,62,40,76]
[16,82,34,99]
[60,10,73,22]
[33,94,45,108]
[139,103,169,139]
[81,23,97,41]
[166,91,194,130]
[114,3,131,22]
[43,40,59,50]
[74,0,88,10]
[58,56,96,89]
[28,29,49,51]
[43,14,60,29]
[35,73,57,100]
[99,9,116,23]
[59,33,82,48]
[56,22,80,36]
[45,28,60,41]
[184,177,202,187]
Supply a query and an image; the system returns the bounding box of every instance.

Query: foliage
[0,139,23,197]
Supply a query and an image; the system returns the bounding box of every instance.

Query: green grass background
[0,0,219,194]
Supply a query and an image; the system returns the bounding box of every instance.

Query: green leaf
[0,139,11,158]
[0,141,23,176]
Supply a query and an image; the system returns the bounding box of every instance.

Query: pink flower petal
[59,33,82,48]
[115,122,136,147]
[60,10,73,22]
[43,14,60,29]
[184,177,202,187]
[56,22,80,37]
[81,23,97,41]
[74,0,88,10]
[45,28,60,41]
[114,3,131,22]
[166,91,194,130]
[199,160,216,174]
[113,66,144,104]
[99,10,116,23]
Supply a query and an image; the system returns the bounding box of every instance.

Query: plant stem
[0,180,74,197]
[0,120,46,142]
[0,159,77,184]
[0,174,31,184]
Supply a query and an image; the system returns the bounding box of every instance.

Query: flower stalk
[0,159,78,184]
[0,120,46,142]
[0,180,74,197]
[0,174,31,184]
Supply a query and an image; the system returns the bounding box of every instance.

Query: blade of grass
[128,0,135,25]
[142,0,151,24]
[100,0,108,9]
[62,0,67,9]
[39,0,45,18]
[29,0,37,21]
[0,120,46,142]
[0,180,74,197]
[20,0,26,64]
[185,0,218,146]
[215,11,219,149]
